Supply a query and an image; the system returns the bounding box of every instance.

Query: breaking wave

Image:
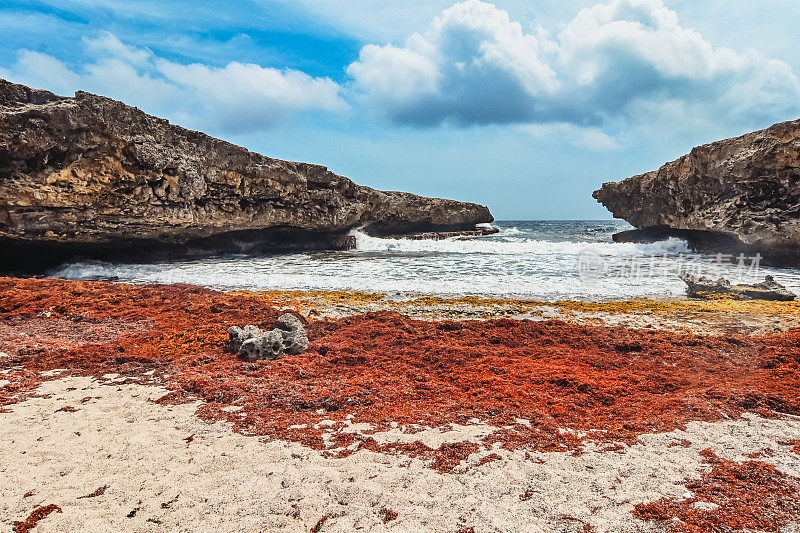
[48,221,799,301]
[351,229,692,257]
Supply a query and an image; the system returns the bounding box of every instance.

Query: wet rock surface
[593,117,800,264]
[679,272,797,301]
[0,79,492,271]
[379,226,500,240]
[228,314,309,360]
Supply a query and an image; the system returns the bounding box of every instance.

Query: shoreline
[2,277,800,531]
[230,288,800,335]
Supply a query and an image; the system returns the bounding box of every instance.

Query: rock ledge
[0,79,493,271]
[593,118,800,265]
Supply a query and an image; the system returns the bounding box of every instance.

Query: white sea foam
[351,229,691,257]
[499,226,523,236]
[48,222,800,301]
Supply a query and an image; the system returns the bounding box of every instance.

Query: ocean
[49,220,800,301]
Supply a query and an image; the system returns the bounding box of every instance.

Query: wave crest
[351,230,691,256]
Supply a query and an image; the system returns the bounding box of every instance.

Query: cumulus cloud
[556,0,800,125]
[348,0,800,135]
[156,61,345,133]
[0,32,345,134]
[347,0,559,126]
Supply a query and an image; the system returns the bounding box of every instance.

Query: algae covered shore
[3,8,800,531]
[2,277,800,532]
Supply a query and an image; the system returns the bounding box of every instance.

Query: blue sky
[2,0,799,219]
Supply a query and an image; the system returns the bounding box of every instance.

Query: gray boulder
[228,324,262,352]
[237,336,264,361]
[277,314,309,355]
[227,314,309,361]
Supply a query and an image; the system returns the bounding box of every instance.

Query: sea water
[49,220,800,301]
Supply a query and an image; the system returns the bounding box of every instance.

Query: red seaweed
[13,504,62,533]
[633,449,800,531]
[2,277,800,475]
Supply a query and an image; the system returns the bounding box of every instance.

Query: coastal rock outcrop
[593,118,800,265]
[228,314,309,360]
[0,79,493,271]
[679,272,796,301]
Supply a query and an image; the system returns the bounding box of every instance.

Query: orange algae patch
[245,290,800,328]
[13,504,62,533]
[632,449,800,532]
[0,277,282,402]
[382,508,398,523]
[0,367,41,410]
[2,277,800,472]
[234,289,386,304]
[552,297,800,318]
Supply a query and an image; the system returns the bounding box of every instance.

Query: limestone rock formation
[679,272,796,301]
[275,314,309,355]
[228,314,309,361]
[0,79,493,271]
[228,325,263,353]
[593,118,800,265]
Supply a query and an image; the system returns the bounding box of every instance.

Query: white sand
[2,377,799,532]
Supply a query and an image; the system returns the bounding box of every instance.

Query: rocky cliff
[0,79,493,271]
[593,118,800,265]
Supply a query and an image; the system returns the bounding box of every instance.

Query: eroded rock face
[593,118,800,264]
[0,79,493,271]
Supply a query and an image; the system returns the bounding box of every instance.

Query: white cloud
[347,0,558,126]
[266,0,595,43]
[0,32,345,134]
[82,31,153,67]
[347,0,800,135]
[0,50,84,96]
[156,60,344,133]
[3,2,798,144]
[556,0,800,123]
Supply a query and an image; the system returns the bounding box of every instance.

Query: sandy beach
[2,277,800,532]
[4,1,800,529]
[2,375,799,532]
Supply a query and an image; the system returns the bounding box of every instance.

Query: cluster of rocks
[228,314,309,361]
[679,272,796,301]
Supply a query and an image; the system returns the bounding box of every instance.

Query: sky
[1,0,799,220]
